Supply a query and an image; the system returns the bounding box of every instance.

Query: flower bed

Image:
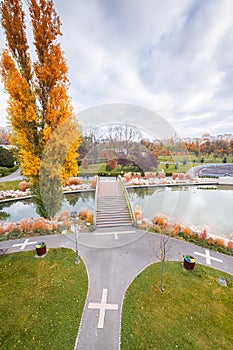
[121,171,212,187]
[0,178,95,202]
[0,207,94,241]
[146,215,233,256]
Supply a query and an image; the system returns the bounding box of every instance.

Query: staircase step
[97,219,132,224]
[96,180,133,228]
[96,223,132,228]
[97,216,131,221]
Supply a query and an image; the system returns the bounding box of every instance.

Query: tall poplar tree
[0,0,80,217]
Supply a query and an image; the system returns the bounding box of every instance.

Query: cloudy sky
[0,0,233,138]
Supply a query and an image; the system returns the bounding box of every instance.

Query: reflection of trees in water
[21,199,32,206]
[0,211,10,220]
[128,187,158,200]
[65,191,95,206]
[0,201,13,220]
[170,186,190,192]
[0,198,32,221]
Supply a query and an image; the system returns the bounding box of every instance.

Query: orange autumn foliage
[0,0,80,184]
[19,219,32,233]
[19,181,30,192]
[31,218,47,232]
[155,217,167,227]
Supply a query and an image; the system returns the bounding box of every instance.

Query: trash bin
[36,242,46,256]
[183,255,196,270]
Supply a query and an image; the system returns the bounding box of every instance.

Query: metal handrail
[117,175,136,226]
[93,175,99,229]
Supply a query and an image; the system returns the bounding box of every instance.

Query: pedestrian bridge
[95,178,135,228]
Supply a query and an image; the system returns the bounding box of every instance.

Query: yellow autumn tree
[0,0,80,217]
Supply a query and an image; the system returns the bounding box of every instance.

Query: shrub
[149,224,161,233]
[227,241,233,250]
[213,238,225,248]
[200,228,208,240]
[0,223,5,235]
[68,177,81,186]
[19,218,32,233]
[106,159,117,171]
[124,173,132,182]
[169,229,178,237]
[47,220,58,231]
[182,227,193,238]
[31,218,47,232]
[169,223,182,237]
[157,171,166,179]
[79,208,88,220]
[86,212,94,224]
[152,216,167,227]
[174,223,182,234]
[19,181,30,192]
[172,172,179,180]
[207,238,215,246]
[5,222,16,233]
[144,172,156,180]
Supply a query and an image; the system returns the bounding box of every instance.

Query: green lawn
[121,262,233,350]
[0,179,21,191]
[158,154,233,164]
[158,162,192,174]
[0,248,88,350]
[78,163,106,174]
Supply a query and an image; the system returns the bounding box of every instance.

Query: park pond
[127,185,233,239]
[0,185,233,240]
[0,191,95,223]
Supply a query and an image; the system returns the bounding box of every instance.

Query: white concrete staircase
[96,180,132,228]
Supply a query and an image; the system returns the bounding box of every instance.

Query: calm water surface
[127,185,233,238]
[0,191,95,223]
[1,186,233,239]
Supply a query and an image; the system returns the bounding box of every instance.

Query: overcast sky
[0,0,233,138]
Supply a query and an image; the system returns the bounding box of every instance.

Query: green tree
[0,146,15,167]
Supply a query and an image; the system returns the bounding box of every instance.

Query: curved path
[190,163,233,178]
[1,229,233,350]
[0,167,23,182]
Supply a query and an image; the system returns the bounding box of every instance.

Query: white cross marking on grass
[88,288,118,329]
[194,249,223,265]
[12,238,37,250]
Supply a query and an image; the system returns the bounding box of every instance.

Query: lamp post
[71,211,79,264]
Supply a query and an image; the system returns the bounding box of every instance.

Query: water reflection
[0,191,95,223]
[128,185,233,238]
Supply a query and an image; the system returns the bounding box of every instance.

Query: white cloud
[0,0,233,137]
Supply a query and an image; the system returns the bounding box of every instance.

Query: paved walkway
[0,167,23,182]
[1,230,233,350]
